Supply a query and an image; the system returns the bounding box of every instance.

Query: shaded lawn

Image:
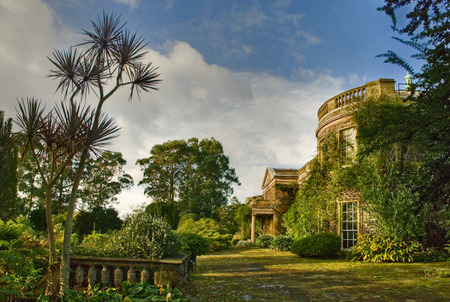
[180,247,450,301]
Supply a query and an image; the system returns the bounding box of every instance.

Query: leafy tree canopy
[137,137,240,218]
[79,151,133,210]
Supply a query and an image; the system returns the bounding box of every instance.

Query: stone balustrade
[68,254,189,290]
[316,79,396,139]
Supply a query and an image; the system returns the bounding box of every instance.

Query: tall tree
[0,111,18,220]
[137,137,240,218]
[48,12,161,295]
[136,140,188,203]
[79,151,133,210]
[376,0,449,248]
[12,12,161,297]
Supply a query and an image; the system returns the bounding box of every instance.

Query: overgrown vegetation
[349,234,418,263]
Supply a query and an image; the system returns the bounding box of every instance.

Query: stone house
[247,77,411,249]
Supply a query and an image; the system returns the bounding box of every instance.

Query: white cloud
[113,0,139,9]
[0,1,354,216]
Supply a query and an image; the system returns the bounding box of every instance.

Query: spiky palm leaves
[49,12,161,103]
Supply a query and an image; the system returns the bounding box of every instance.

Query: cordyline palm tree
[46,12,161,295]
[14,97,119,296]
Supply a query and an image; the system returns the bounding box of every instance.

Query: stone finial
[405,72,413,90]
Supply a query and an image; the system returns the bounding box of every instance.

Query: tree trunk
[44,186,59,298]
[59,151,87,295]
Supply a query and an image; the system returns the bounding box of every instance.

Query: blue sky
[0,0,417,215]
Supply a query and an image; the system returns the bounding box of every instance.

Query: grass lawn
[180,247,450,301]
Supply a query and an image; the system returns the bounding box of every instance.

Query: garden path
[180,247,450,301]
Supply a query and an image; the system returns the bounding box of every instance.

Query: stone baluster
[101,265,110,287]
[88,266,97,288]
[114,267,123,288]
[127,267,136,284]
[75,265,85,288]
[141,268,151,282]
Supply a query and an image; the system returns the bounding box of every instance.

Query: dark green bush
[350,234,418,262]
[178,232,210,256]
[270,234,293,251]
[255,234,273,248]
[116,211,180,259]
[291,232,341,258]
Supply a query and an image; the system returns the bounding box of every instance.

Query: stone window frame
[340,200,359,250]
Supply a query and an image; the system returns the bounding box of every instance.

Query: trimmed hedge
[291,233,341,258]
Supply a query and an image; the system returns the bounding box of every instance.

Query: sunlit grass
[180,247,450,301]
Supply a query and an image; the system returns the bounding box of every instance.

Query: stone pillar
[273,214,277,236]
[251,214,256,243]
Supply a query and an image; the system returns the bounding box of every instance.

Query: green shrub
[291,233,341,258]
[177,217,232,251]
[38,281,188,301]
[178,213,201,226]
[0,218,47,300]
[350,234,418,262]
[270,234,293,251]
[255,234,273,248]
[177,232,209,256]
[0,218,25,241]
[73,231,120,257]
[116,211,180,259]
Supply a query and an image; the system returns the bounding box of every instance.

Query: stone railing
[316,79,397,137]
[68,254,189,290]
[317,84,367,121]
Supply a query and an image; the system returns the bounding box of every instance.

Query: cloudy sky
[0,0,418,215]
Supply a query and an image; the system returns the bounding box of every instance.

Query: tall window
[340,127,356,166]
[342,202,358,249]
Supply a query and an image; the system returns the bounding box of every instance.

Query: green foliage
[177,218,232,251]
[0,111,18,220]
[283,153,342,239]
[73,231,120,257]
[0,219,25,241]
[38,281,188,301]
[350,234,418,263]
[354,97,445,246]
[270,234,293,252]
[178,213,201,225]
[0,218,47,300]
[255,234,273,248]
[146,201,180,230]
[73,207,123,236]
[177,232,210,256]
[79,151,134,210]
[291,233,342,258]
[137,137,240,218]
[117,211,180,259]
[235,203,252,239]
[375,1,450,249]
